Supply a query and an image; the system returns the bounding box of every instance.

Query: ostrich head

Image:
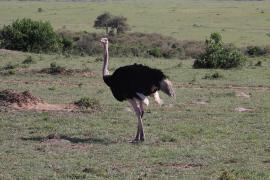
[100,38,108,46]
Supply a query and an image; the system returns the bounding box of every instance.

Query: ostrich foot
[129,136,144,143]
[139,131,145,141]
[129,137,145,143]
[129,138,140,143]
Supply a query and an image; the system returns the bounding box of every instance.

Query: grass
[0,0,270,178]
[0,49,270,179]
[0,0,270,46]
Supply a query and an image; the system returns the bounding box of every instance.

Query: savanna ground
[0,0,270,179]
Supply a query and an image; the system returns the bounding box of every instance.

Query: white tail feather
[136,93,149,106]
[159,79,175,98]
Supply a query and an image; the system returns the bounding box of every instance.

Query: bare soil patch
[39,133,92,151]
[235,91,250,98]
[190,99,208,105]
[157,162,203,170]
[0,48,21,56]
[235,107,254,112]
[0,79,80,87]
[174,82,270,91]
[12,102,78,112]
[39,68,95,77]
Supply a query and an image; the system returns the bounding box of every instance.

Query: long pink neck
[102,44,109,76]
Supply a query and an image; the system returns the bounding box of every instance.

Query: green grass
[0,49,270,179]
[0,0,270,178]
[0,0,270,46]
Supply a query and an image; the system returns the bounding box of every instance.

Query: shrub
[75,33,103,56]
[22,56,35,64]
[2,63,19,70]
[0,69,16,76]
[193,33,246,69]
[217,171,236,180]
[254,60,262,66]
[203,71,224,79]
[48,87,56,91]
[0,18,62,53]
[148,47,163,57]
[38,8,43,13]
[246,46,267,56]
[49,62,65,74]
[61,36,73,52]
[74,97,101,110]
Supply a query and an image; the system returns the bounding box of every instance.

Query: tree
[93,13,130,35]
[93,12,112,35]
[108,16,129,34]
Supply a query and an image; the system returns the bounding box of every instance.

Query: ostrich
[100,38,175,142]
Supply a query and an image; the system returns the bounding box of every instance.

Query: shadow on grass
[21,133,116,145]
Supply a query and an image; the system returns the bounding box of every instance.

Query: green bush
[2,63,19,70]
[254,60,262,66]
[217,171,236,180]
[203,71,224,80]
[0,18,62,53]
[22,56,35,64]
[193,33,246,69]
[148,47,163,57]
[61,36,73,52]
[49,62,65,74]
[246,46,267,56]
[74,97,101,110]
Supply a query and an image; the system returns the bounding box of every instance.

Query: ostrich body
[101,38,175,142]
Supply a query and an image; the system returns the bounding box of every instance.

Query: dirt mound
[0,89,42,107]
[0,89,78,112]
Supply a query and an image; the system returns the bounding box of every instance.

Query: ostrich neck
[102,44,110,76]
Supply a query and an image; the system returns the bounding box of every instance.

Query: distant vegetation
[0,17,204,59]
[58,30,205,59]
[0,17,269,61]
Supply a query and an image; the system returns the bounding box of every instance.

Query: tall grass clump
[193,33,246,69]
[0,18,62,53]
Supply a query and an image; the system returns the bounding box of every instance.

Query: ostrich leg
[139,101,144,118]
[139,101,145,141]
[128,99,145,142]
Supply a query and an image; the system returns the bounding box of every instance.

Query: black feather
[103,64,166,101]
